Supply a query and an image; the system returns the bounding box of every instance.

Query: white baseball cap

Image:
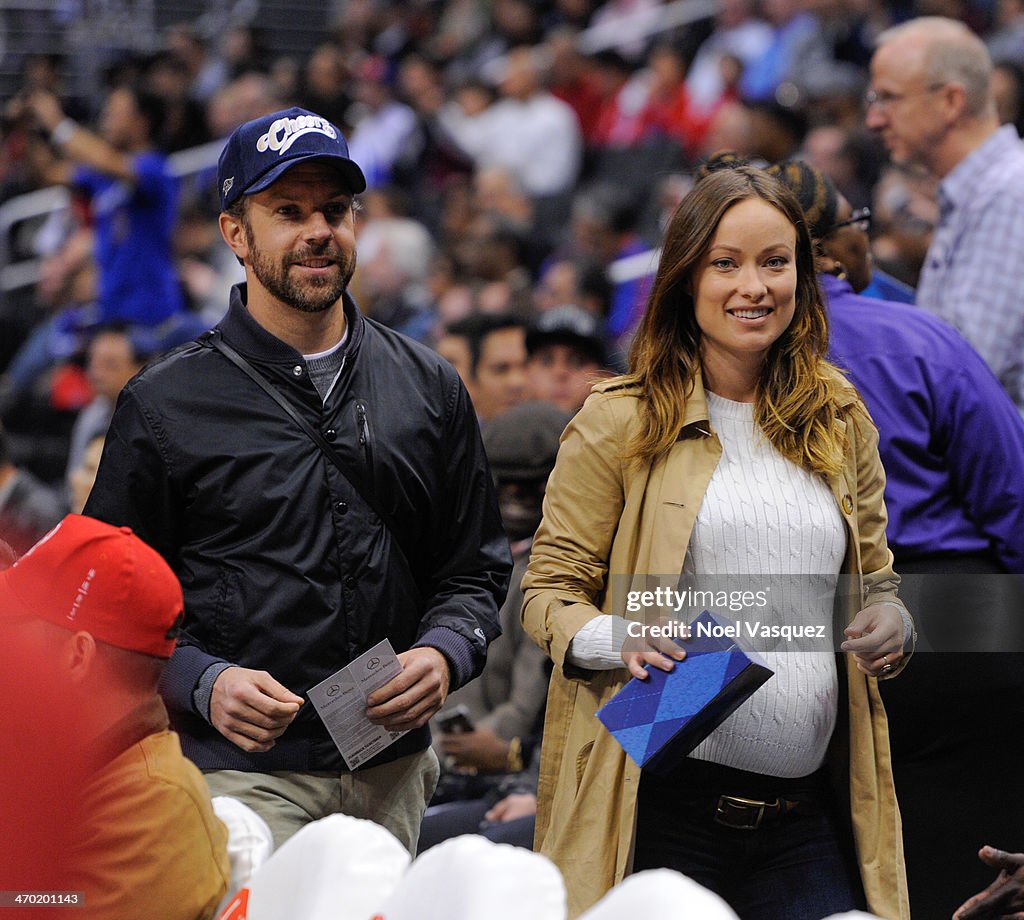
[217,815,409,920]
[373,835,566,920]
[578,869,740,920]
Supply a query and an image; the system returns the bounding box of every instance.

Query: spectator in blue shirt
[0,84,206,411]
[27,85,186,328]
[770,156,1024,920]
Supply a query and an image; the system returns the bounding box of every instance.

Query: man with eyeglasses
[867,16,1024,415]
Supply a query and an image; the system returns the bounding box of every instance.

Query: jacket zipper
[355,400,375,484]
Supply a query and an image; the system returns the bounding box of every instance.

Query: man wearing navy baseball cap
[217,107,367,211]
[83,108,510,852]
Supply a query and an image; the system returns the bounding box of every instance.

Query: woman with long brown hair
[522,162,913,919]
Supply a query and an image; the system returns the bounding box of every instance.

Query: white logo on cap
[222,177,234,197]
[67,568,97,623]
[256,114,337,156]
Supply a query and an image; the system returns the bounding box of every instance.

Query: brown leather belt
[714,794,802,830]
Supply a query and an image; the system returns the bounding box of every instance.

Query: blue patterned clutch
[596,610,774,775]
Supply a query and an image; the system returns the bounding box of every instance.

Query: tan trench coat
[522,372,910,919]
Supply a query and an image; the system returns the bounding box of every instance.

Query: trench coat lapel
[646,373,723,576]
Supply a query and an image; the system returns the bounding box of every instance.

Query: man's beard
[246,226,356,314]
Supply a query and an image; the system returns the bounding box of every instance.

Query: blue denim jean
[419,798,536,852]
[633,764,864,920]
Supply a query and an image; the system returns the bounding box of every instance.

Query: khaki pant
[204,747,440,854]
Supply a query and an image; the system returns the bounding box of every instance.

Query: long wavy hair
[623,165,850,477]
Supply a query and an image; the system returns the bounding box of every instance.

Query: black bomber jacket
[85,285,511,772]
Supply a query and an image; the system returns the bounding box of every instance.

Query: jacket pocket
[575,740,595,792]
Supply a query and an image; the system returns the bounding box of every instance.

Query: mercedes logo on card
[326,684,340,697]
[367,657,381,670]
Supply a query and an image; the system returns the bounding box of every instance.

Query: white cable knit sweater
[569,391,847,777]
[686,391,845,777]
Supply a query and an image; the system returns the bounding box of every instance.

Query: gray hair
[877,16,993,118]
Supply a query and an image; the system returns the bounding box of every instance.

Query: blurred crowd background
[1,0,1023,542]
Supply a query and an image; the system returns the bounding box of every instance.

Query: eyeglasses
[823,207,871,237]
[864,83,947,110]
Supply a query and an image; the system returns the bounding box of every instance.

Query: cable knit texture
[687,391,846,777]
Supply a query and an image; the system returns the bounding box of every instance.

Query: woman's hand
[840,603,905,677]
[621,617,687,680]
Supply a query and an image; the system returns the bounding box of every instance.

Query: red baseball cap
[0,514,184,658]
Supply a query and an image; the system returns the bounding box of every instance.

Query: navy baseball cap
[217,107,367,211]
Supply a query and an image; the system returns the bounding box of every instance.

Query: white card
[307,639,407,769]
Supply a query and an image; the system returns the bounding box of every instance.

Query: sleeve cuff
[192,661,237,724]
[158,644,231,716]
[899,606,916,651]
[566,615,628,670]
[874,601,916,651]
[415,627,475,691]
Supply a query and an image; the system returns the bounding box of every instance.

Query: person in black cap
[84,107,511,853]
[526,304,610,414]
[436,400,569,776]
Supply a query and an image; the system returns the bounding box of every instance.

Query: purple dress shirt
[823,271,1024,573]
